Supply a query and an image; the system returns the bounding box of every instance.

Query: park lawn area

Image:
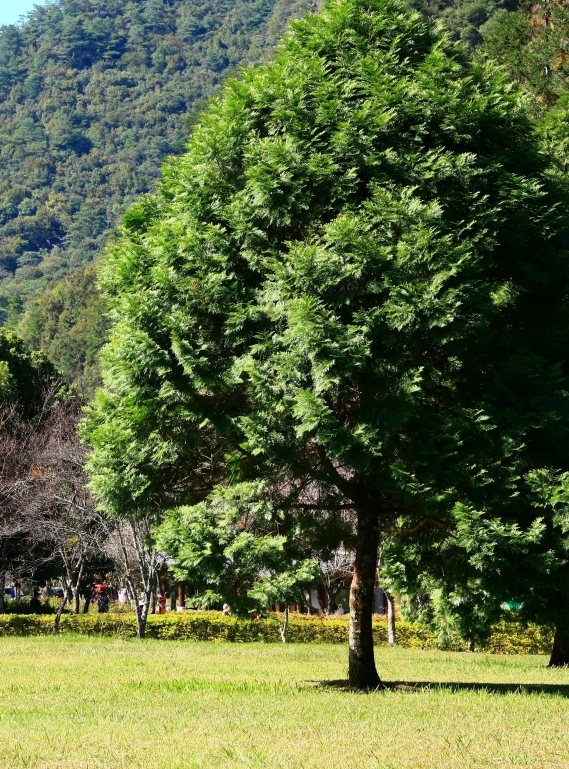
[0,638,568,769]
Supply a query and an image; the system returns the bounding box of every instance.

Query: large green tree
[84,0,569,688]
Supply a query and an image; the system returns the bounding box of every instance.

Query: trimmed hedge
[0,612,554,653]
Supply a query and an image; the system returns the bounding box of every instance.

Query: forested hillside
[0,0,312,318]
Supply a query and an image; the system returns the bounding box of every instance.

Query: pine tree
[83,0,569,687]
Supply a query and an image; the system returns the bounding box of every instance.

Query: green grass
[1,638,568,768]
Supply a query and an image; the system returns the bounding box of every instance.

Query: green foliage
[0,0,530,385]
[0,0,313,322]
[249,561,322,610]
[2,599,55,615]
[412,0,521,51]
[16,263,109,391]
[157,482,322,615]
[0,327,56,411]
[481,1,569,108]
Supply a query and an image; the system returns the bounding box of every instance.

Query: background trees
[0,0,314,330]
[0,329,115,616]
[22,395,113,618]
[0,330,59,609]
[84,0,569,688]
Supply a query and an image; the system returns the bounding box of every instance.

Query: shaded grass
[1,637,568,768]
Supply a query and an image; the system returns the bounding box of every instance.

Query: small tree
[0,332,59,611]
[250,562,322,642]
[24,396,112,619]
[156,481,322,635]
[99,513,165,638]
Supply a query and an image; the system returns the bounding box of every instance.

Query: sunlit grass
[1,637,568,768]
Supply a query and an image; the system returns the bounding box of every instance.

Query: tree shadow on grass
[309,680,569,696]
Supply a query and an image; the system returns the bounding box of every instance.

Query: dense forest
[1,0,569,385]
[0,0,314,372]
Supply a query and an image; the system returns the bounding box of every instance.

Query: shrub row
[0,612,554,653]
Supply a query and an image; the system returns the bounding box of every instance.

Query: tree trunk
[0,540,6,614]
[327,586,340,614]
[386,591,396,647]
[71,586,80,615]
[170,581,177,612]
[349,511,382,689]
[0,569,5,615]
[549,625,569,667]
[137,585,153,639]
[52,593,68,634]
[83,586,92,614]
[279,605,289,643]
[71,559,84,615]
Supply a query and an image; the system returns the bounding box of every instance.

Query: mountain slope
[0,0,313,319]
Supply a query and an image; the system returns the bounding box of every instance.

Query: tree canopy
[0,328,56,414]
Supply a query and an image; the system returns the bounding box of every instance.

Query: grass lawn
[1,638,568,768]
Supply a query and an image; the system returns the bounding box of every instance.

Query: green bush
[0,612,555,653]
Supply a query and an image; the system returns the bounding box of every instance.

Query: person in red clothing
[157,592,167,614]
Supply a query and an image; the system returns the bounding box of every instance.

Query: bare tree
[0,400,57,611]
[103,514,166,638]
[0,390,114,627]
[23,397,117,629]
[320,548,354,613]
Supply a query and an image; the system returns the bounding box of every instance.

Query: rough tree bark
[385,590,396,647]
[549,625,569,667]
[349,510,382,689]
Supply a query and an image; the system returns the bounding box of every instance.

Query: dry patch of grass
[0,637,567,768]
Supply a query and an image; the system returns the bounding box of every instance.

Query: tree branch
[376,518,454,535]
